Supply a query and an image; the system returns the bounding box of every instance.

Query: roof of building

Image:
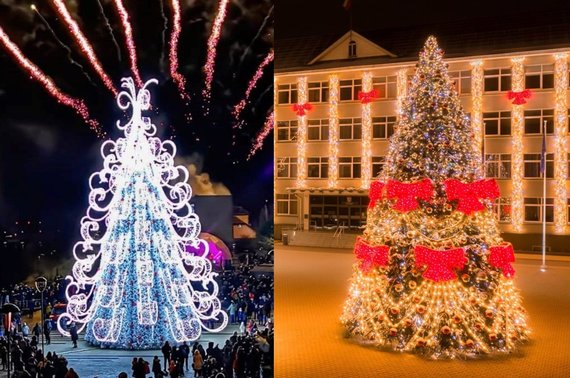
[275,9,570,73]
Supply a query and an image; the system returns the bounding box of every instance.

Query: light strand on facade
[296,76,308,188]
[361,72,373,188]
[328,75,339,188]
[554,53,568,233]
[396,68,408,118]
[471,60,484,173]
[510,57,525,232]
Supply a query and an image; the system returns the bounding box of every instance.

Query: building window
[372,116,397,139]
[276,193,298,215]
[309,195,367,229]
[483,111,511,135]
[524,197,553,223]
[372,156,385,177]
[492,197,512,223]
[485,154,511,179]
[449,70,471,94]
[307,157,329,178]
[277,84,298,105]
[339,157,361,179]
[348,40,357,58]
[276,120,298,142]
[276,157,297,179]
[339,79,362,101]
[525,64,554,89]
[339,118,362,140]
[372,76,397,99]
[523,153,553,178]
[524,109,554,134]
[307,119,329,141]
[308,81,329,103]
[484,68,511,92]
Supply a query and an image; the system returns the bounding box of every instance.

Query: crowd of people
[0,277,66,319]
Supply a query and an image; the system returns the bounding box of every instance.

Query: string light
[328,75,339,188]
[489,242,516,278]
[112,0,143,88]
[386,178,434,212]
[353,237,390,273]
[444,178,500,215]
[296,76,308,188]
[553,53,568,233]
[368,181,385,209]
[57,78,228,349]
[51,0,117,96]
[470,60,483,171]
[414,245,466,282]
[510,57,525,232]
[361,72,373,188]
[396,68,408,118]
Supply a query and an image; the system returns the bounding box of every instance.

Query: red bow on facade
[292,102,313,116]
[415,245,466,282]
[386,178,434,212]
[358,89,378,104]
[507,89,531,105]
[354,237,390,273]
[444,178,500,215]
[368,181,385,209]
[489,242,516,278]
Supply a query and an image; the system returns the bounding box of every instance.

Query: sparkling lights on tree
[341,37,529,359]
[57,78,228,349]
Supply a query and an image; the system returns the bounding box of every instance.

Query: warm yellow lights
[471,60,483,172]
[361,72,373,188]
[510,57,525,232]
[554,53,568,233]
[328,75,339,188]
[296,76,308,188]
[396,68,408,118]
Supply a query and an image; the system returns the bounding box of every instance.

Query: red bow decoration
[386,178,434,212]
[507,89,531,105]
[444,178,499,215]
[415,245,466,282]
[354,237,390,273]
[358,89,378,104]
[292,102,313,116]
[489,242,516,278]
[368,181,385,209]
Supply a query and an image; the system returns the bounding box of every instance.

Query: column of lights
[510,57,525,232]
[553,53,568,233]
[396,68,408,118]
[296,76,308,188]
[471,60,484,172]
[328,75,339,188]
[361,72,373,188]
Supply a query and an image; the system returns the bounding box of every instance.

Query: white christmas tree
[57,78,228,349]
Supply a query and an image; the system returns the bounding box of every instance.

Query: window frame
[276,157,298,179]
[276,193,298,215]
[338,156,362,179]
[372,116,397,139]
[277,83,298,105]
[276,120,298,142]
[307,157,329,179]
[524,197,554,223]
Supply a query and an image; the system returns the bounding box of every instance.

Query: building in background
[275,19,570,251]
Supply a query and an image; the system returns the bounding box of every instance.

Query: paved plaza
[275,245,570,378]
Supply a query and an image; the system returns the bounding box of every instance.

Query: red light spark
[169,0,189,101]
[112,0,143,88]
[233,50,273,122]
[0,26,103,136]
[247,111,274,161]
[202,0,230,111]
[51,0,117,96]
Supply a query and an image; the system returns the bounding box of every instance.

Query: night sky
[0,0,273,254]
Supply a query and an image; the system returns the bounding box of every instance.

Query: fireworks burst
[233,50,274,121]
[247,110,274,161]
[202,0,230,112]
[169,0,190,101]
[51,0,117,96]
[112,0,143,88]
[0,26,102,136]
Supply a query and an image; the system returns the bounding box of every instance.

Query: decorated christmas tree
[341,37,529,358]
[57,78,228,349]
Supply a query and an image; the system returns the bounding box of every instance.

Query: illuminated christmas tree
[341,37,529,358]
[57,78,228,349]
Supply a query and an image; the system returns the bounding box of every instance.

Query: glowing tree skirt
[57,78,228,349]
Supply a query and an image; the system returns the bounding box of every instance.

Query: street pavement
[275,245,570,378]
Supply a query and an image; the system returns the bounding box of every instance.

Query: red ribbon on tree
[507,89,531,105]
[368,181,385,209]
[489,242,516,278]
[358,89,378,104]
[444,178,500,215]
[386,178,434,212]
[415,245,466,282]
[292,102,313,116]
[354,237,390,273]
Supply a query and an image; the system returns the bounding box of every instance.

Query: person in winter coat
[192,349,203,377]
[151,356,164,378]
[69,323,78,348]
[161,341,171,370]
[64,367,79,378]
